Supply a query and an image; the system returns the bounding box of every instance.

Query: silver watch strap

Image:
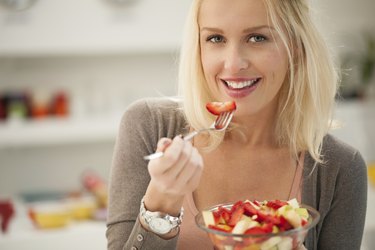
[140,196,184,232]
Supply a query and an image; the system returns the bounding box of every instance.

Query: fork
[143,111,234,160]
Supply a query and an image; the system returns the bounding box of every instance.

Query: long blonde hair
[178,0,338,163]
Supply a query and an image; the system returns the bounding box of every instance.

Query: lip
[220,77,261,99]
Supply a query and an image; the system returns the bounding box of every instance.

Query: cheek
[201,49,221,80]
[264,51,289,81]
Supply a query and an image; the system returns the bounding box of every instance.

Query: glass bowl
[195,202,320,250]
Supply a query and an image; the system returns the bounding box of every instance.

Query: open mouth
[222,78,261,90]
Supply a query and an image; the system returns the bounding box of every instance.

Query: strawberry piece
[252,200,261,206]
[216,206,231,224]
[230,200,244,213]
[244,226,268,235]
[243,202,258,217]
[256,210,280,225]
[260,222,274,233]
[301,218,308,226]
[212,210,221,224]
[244,227,265,235]
[228,206,244,227]
[206,101,236,115]
[266,200,288,210]
[208,224,232,233]
[278,215,293,231]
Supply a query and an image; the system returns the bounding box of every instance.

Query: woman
[106,0,367,249]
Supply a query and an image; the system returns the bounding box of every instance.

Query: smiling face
[199,0,289,118]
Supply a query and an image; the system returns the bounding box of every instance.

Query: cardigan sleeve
[317,150,368,250]
[106,98,182,250]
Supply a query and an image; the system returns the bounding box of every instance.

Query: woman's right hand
[143,136,204,216]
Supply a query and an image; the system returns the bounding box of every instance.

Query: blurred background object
[339,32,375,100]
[104,0,139,7]
[0,0,374,249]
[0,0,38,11]
[0,199,15,233]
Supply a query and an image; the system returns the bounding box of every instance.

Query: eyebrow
[200,25,275,33]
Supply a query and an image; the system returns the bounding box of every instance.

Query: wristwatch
[139,196,183,235]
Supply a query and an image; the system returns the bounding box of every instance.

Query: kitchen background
[0,0,374,249]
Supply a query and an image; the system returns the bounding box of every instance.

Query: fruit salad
[199,198,318,250]
[206,101,236,115]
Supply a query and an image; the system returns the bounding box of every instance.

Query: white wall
[312,0,375,57]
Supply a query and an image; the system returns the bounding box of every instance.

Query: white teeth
[225,79,259,89]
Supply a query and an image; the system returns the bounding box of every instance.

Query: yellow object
[33,212,70,228]
[67,197,97,220]
[70,205,95,220]
[29,202,71,229]
[368,162,375,186]
[242,244,261,250]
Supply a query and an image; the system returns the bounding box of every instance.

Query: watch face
[149,217,171,234]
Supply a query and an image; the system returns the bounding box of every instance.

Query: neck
[229,109,279,148]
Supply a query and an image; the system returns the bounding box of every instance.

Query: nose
[223,45,249,73]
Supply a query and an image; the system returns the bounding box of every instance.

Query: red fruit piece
[243,202,258,217]
[214,206,231,224]
[206,101,236,115]
[212,210,221,224]
[256,210,280,225]
[260,222,274,233]
[208,224,232,233]
[228,206,244,227]
[230,200,243,213]
[301,218,308,226]
[0,201,15,233]
[266,200,288,210]
[278,215,293,231]
[244,223,272,235]
[252,200,261,206]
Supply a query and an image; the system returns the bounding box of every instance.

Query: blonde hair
[178,0,338,163]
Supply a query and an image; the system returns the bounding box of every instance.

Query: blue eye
[207,35,225,43]
[249,35,266,43]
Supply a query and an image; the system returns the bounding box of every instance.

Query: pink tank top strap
[288,152,305,202]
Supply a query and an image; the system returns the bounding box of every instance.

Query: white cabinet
[0,0,191,56]
[0,116,121,148]
[0,53,179,148]
[0,0,188,147]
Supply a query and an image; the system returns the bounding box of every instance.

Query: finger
[165,140,193,178]
[149,136,185,175]
[161,136,186,165]
[156,137,172,152]
[186,150,204,188]
[175,148,203,189]
[185,164,203,192]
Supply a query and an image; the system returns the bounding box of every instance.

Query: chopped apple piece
[260,236,282,250]
[202,210,215,227]
[276,237,293,250]
[296,207,309,220]
[287,198,300,209]
[283,210,302,228]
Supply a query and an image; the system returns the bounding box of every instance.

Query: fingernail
[162,140,170,146]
